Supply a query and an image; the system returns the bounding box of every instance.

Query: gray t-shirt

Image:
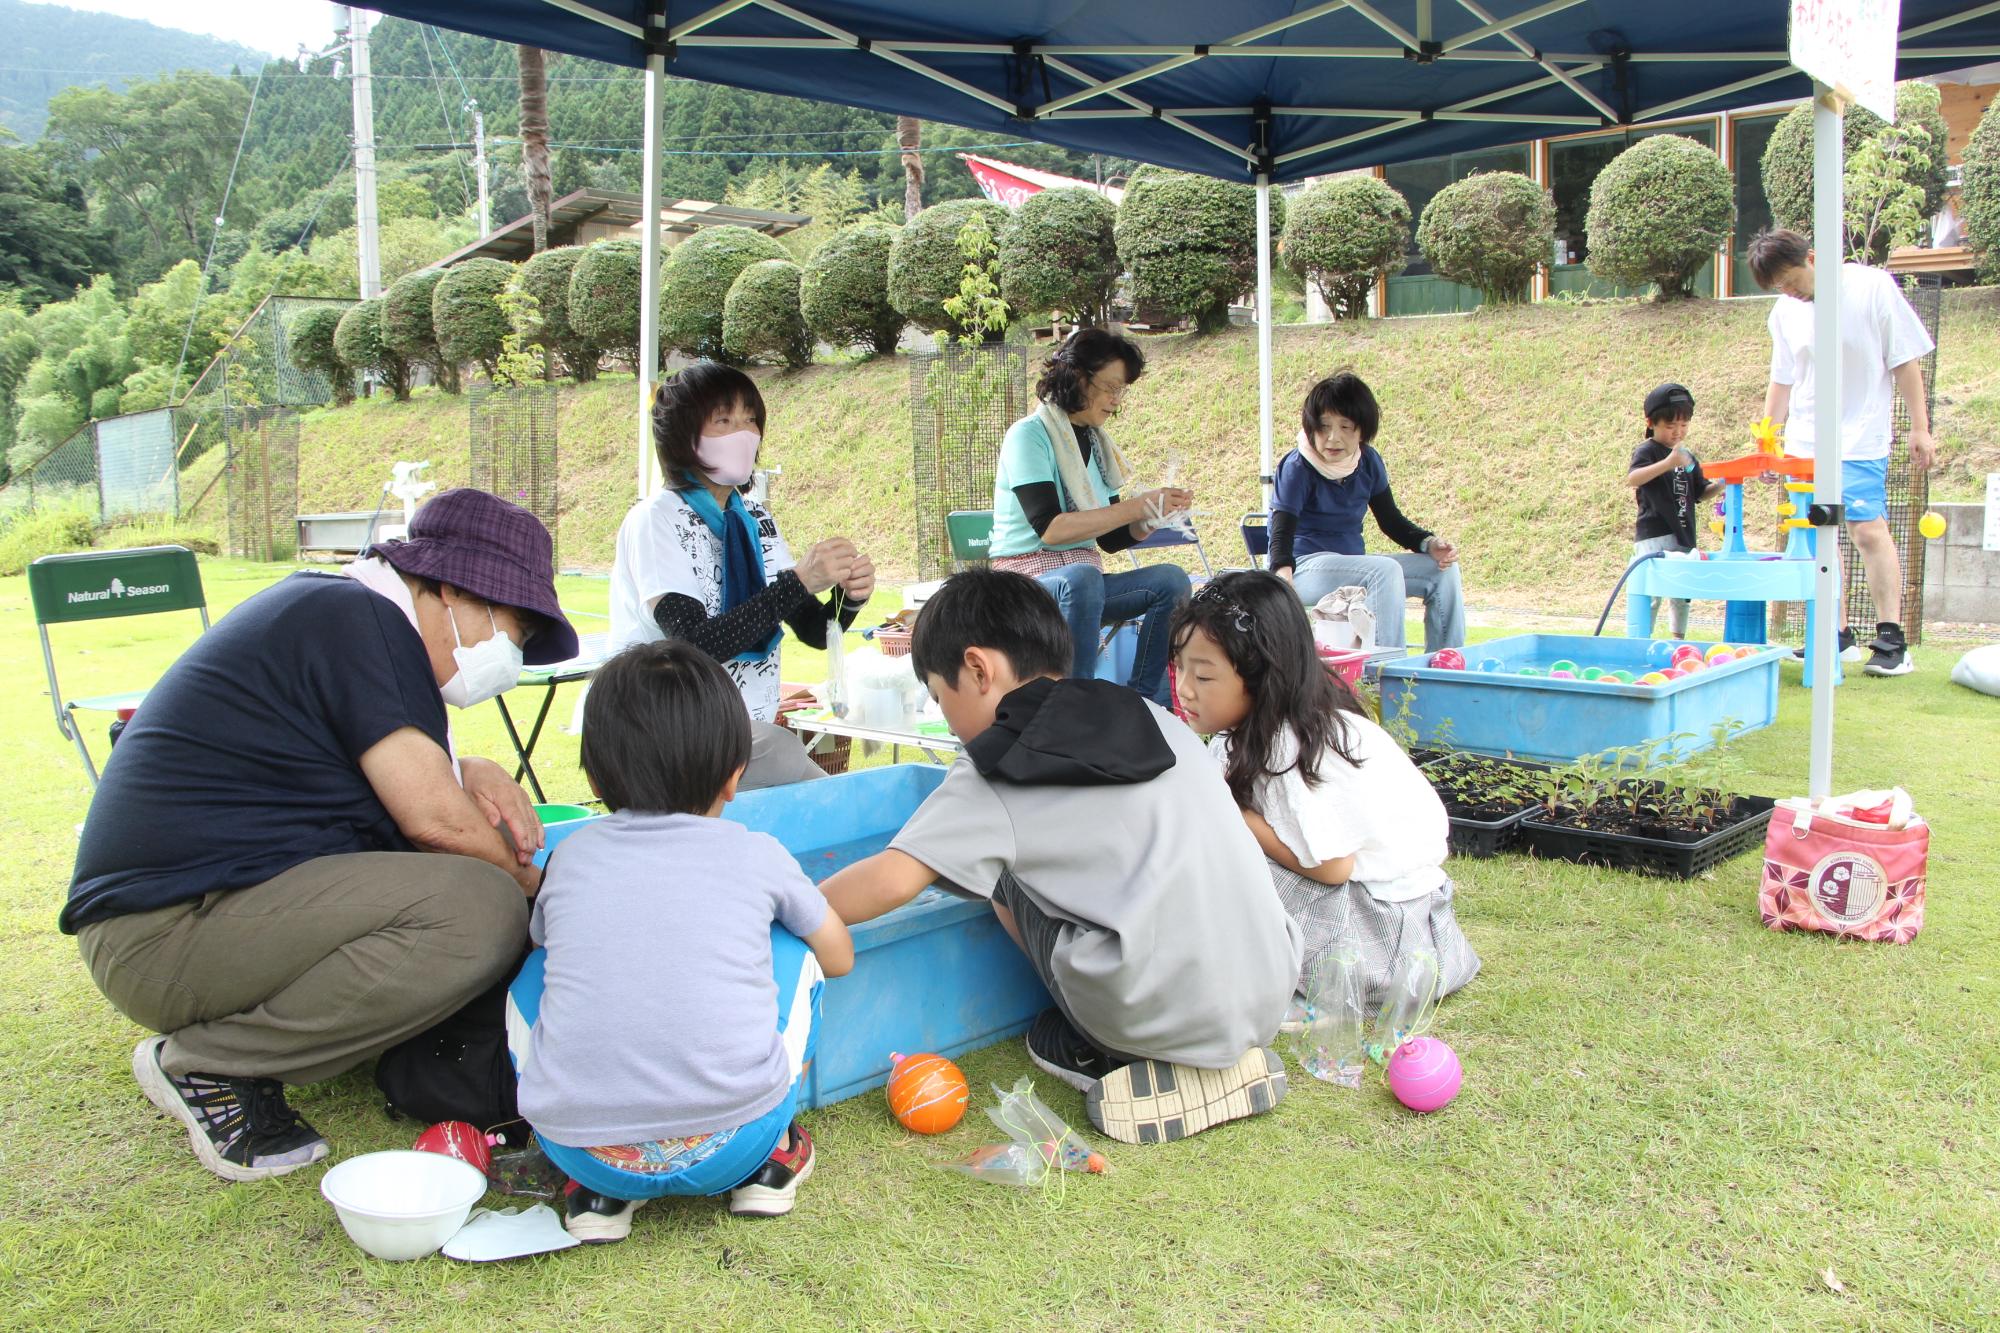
[518,811,827,1145]
[891,703,1301,1067]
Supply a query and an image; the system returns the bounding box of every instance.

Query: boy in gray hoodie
[821,569,1299,1145]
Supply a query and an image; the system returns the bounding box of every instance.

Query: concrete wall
[1921,501,2000,625]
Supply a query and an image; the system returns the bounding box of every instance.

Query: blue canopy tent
[365,0,2000,794]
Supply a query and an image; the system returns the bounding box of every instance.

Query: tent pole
[637,50,667,500]
[1808,82,1843,801]
[1255,175,1275,512]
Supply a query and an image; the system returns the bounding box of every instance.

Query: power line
[415,25,474,211]
[171,63,264,402]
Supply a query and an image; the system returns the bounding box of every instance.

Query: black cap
[1644,382,1696,419]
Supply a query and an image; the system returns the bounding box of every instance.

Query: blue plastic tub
[1375,634,1784,765]
[536,764,1050,1110]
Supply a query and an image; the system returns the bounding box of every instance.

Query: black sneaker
[729,1122,816,1217]
[1865,622,1915,676]
[1791,627,1857,662]
[1086,1047,1289,1146]
[1025,1008,1123,1093]
[564,1182,644,1242]
[131,1036,329,1182]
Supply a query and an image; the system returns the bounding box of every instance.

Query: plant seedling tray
[1445,804,1536,858]
[1519,795,1778,878]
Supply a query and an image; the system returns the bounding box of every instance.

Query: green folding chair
[944,509,993,570]
[29,545,210,786]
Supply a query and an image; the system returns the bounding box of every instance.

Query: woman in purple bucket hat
[63,489,574,1182]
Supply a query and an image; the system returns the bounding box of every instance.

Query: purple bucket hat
[367,489,578,665]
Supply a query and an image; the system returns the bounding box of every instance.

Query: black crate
[1518,796,1778,879]
[1446,805,1535,858]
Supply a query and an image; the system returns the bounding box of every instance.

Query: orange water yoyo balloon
[885,1052,969,1134]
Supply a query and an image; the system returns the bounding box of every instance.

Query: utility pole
[345,7,382,298]
[468,99,490,236]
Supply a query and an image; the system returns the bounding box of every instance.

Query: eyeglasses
[1193,584,1252,633]
[1088,375,1128,401]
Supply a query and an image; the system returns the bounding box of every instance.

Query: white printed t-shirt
[1768,262,1934,462]
[609,487,795,722]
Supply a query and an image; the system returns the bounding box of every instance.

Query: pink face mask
[695,429,760,487]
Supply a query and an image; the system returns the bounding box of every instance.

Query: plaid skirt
[1268,864,1481,1007]
[992,547,1105,577]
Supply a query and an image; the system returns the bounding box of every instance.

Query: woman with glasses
[987,328,1193,704]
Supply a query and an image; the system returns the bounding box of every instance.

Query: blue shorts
[1838,457,1888,524]
[505,927,822,1201]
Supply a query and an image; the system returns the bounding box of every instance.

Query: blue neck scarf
[681,484,782,662]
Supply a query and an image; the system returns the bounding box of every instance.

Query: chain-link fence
[470,382,559,561]
[225,407,301,562]
[910,343,1030,580]
[0,422,105,522]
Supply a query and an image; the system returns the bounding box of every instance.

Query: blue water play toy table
[537,764,1050,1110]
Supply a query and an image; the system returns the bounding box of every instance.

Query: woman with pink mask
[609,361,874,787]
[1269,370,1466,654]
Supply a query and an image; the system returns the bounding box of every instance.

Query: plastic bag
[942,1078,1108,1188]
[1369,947,1442,1064]
[1293,945,1367,1088]
[1950,644,2000,698]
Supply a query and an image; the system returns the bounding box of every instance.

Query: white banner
[1790,0,1901,120]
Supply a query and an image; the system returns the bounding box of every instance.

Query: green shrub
[800,222,903,354]
[1761,82,1950,254]
[517,244,599,381]
[1282,173,1410,319]
[0,501,95,576]
[333,298,411,400]
[1586,135,1733,300]
[381,268,458,393]
[999,188,1119,325]
[1416,171,1554,304]
[432,257,516,378]
[722,259,812,369]
[1114,167,1281,333]
[888,198,1011,337]
[661,226,788,362]
[568,238,643,368]
[286,305,353,405]
[1963,95,2000,279]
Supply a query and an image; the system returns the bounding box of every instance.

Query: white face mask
[440,604,524,709]
[695,429,760,487]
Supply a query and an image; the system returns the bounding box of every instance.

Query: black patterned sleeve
[651,571,813,660]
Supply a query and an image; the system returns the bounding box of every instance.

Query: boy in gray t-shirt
[823,570,1300,1146]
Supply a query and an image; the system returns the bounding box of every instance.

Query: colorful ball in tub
[1548,669,1577,680]
[1579,666,1604,681]
[1646,642,1676,668]
[1679,656,1706,673]
[1639,672,1667,685]
[1704,644,1736,663]
[1734,646,1759,659]
[1517,667,1544,677]
[1660,667,1685,680]
[1672,644,1702,662]
[1611,670,1636,683]
[1477,657,1505,674]
[1428,648,1466,670]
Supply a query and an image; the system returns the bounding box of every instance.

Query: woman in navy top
[1268,372,1466,653]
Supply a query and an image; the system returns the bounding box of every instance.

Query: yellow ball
[1918,511,1947,540]
[1709,519,1725,535]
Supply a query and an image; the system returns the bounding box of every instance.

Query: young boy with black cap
[1625,382,1721,638]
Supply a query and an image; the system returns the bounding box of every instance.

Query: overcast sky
[36,0,344,58]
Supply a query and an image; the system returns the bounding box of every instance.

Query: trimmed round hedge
[801,222,903,354]
[287,305,352,404]
[999,187,1119,325]
[517,244,599,381]
[1416,170,1554,304]
[1762,83,1950,251]
[1586,135,1733,300]
[568,238,643,367]
[1114,166,1280,333]
[433,257,515,377]
[661,225,788,361]
[1282,173,1410,320]
[888,197,1012,337]
[333,298,411,400]
[1962,93,2000,277]
[381,268,458,393]
[722,259,812,369]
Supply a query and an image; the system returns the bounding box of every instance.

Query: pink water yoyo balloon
[1385,1036,1462,1113]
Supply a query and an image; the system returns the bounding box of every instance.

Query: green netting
[469,382,560,563]
[225,407,301,562]
[910,343,1030,580]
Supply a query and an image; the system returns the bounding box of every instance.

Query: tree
[1416,171,1554,305]
[722,259,813,368]
[8,275,134,470]
[1761,83,1951,258]
[659,225,788,361]
[1114,167,1280,333]
[517,245,600,380]
[567,238,643,367]
[334,298,411,401]
[801,223,903,355]
[897,117,924,221]
[1586,135,1734,300]
[1282,174,1411,320]
[0,141,117,308]
[888,197,1011,337]
[1961,93,2000,279]
[123,260,231,384]
[517,46,553,251]
[1846,120,1938,263]
[287,305,354,406]
[432,258,516,379]
[999,188,1119,327]
[727,163,871,261]
[382,268,460,393]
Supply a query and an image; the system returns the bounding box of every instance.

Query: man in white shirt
[1748,229,1936,677]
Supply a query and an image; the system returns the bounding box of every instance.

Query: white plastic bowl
[320,1150,488,1261]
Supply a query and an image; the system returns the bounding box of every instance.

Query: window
[1383,144,1531,277]
[1730,113,1785,295]
[1549,122,1717,266]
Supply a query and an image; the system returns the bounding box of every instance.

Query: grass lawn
[3,558,1997,1331]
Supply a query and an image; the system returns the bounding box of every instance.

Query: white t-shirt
[1768,263,1934,462]
[1211,713,1448,903]
[609,487,795,722]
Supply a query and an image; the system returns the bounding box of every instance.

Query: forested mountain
[0,0,267,141]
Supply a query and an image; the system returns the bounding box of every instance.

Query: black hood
[964,678,1176,787]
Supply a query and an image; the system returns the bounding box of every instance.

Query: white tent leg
[1255,175,1275,512]
[637,51,667,499]
[1809,83,1844,800]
